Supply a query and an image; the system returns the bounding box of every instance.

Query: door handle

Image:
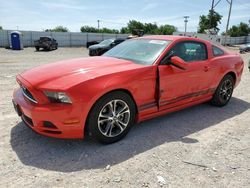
[203,66,210,72]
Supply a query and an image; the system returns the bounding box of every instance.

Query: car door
[158,40,214,110]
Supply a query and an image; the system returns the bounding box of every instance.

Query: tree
[80,20,177,35]
[80,26,98,33]
[157,25,177,35]
[198,10,222,34]
[45,26,69,32]
[144,23,158,34]
[126,20,144,33]
[80,26,119,33]
[99,27,119,34]
[227,22,250,37]
[120,27,129,34]
[120,20,177,35]
[0,26,2,30]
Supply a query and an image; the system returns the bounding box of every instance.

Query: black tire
[210,74,234,107]
[86,91,136,144]
[35,46,39,51]
[49,45,52,51]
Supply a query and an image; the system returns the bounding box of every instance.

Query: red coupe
[12,36,244,143]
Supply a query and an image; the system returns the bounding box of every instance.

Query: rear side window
[168,41,208,62]
[212,46,224,56]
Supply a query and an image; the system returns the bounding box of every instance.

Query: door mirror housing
[169,56,188,70]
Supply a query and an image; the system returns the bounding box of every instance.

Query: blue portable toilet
[10,31,23,50]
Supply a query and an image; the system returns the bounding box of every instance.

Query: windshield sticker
[149,40,167,45]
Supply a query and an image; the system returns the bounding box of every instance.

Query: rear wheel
[35,46,39,51]
[211,74,234,107]
[86,91,136,144]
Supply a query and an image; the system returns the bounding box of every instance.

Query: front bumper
[13,88,85,139]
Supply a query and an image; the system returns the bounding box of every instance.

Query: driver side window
[167,41,208,62]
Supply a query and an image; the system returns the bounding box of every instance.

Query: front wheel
[86,91,136,144]
[210,74,234,107]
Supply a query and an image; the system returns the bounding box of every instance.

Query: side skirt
[137,96,212,123]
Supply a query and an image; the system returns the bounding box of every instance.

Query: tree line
[41,20,177,35]
[80,20,177,35]
[1,10,249,37]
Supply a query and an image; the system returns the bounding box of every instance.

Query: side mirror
[169,56,188,70]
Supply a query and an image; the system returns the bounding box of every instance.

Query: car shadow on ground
[34,48,57,52]
[10,97,250,172]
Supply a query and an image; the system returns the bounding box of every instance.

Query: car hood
[19,56,144,90]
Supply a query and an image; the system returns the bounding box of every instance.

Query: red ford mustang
[12,35,244,143]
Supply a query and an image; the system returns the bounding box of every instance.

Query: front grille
[21,86,37,103]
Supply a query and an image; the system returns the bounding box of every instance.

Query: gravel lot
[0,47,249,188]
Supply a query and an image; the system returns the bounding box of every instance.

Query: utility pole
[97,20,100,29]
[209,0,215,29]
[224,0,233,45]
[183,16,189,36]
[208,0,222,34]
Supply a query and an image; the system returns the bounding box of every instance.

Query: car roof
[41,36,52,38]
[139,35,208,43]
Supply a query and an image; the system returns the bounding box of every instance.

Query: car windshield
[103,39,171,65]
[40,37,51,41]
[99,39,114,45]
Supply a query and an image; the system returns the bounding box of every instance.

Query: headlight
[44,91,72,104]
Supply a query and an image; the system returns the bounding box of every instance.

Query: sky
[0,0,249,33]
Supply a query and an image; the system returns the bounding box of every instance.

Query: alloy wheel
[98,99,130,137]
[219,79,233,103]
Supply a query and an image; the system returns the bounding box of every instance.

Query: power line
[208,0,233,45]
[209,0,222,29]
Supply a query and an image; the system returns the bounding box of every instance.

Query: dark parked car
[89,38,125,56]
[86,40,101,48]
[239,43,250,53]
[34,36,58,51]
